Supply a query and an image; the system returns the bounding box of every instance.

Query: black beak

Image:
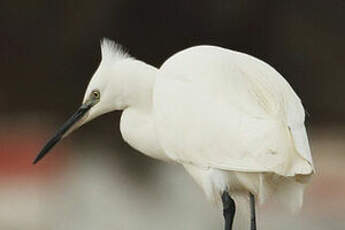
[33,103,91,164]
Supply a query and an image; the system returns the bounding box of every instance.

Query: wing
[153,46,314,177]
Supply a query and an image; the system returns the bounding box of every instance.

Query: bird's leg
[222,191,236,230]
[250,193,256,230]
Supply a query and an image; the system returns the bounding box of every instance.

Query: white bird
[34,39,314,230]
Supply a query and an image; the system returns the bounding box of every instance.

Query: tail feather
[272,177,306,213]
[230,171,309,230]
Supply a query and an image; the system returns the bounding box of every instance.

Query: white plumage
[35,39,314,230]
[153,45,314,228]
[155,45,313,175]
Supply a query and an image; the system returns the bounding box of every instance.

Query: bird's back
[153,45,314,177]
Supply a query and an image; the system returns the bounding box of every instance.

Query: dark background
[2,0,345,124]
[1,1,345,229]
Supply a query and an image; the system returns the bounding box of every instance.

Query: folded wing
[153,45,314,177]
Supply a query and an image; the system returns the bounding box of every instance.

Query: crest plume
[100,38,132,62]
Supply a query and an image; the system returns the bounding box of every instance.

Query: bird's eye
[91,90,100,99]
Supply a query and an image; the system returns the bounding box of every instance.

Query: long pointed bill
[33,103,91,164]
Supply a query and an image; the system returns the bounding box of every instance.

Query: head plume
[100,38,132,63]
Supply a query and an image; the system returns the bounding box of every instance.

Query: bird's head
[33,39,133,164]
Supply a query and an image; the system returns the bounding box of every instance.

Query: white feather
[100,38,132,63]
[80,41,314,229]
[153,45,314,212]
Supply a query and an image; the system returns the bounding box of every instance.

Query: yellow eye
[91,90,100,99]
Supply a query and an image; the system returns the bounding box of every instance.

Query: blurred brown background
[1,0,344,229]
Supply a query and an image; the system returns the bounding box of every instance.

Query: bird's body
[34,40,314,230]
[118,45,314,228]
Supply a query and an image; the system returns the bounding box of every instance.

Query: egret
[33,39,314,230]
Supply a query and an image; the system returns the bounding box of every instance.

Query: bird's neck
[119,60,170,161]
[121,60,157,110]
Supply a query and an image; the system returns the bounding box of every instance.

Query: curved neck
[121,60,158,110]
[119,60,170,161]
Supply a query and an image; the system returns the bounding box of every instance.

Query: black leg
[222,191,236,230]
[250,193,256,230]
